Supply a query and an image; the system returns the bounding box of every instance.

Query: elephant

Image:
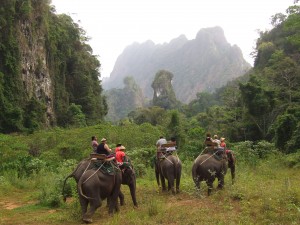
[62,156,138,207]
[155,152,182,194]
[78,166,122,223]
[192,149,235,195]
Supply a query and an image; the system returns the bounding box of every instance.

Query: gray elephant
[155,153,182,194]
[78,166,122,223]
[192,150,235,195]
[62,156,138,207]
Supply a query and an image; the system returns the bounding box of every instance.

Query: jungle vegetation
[0,0,107,133]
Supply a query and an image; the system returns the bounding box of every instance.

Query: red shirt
[116,151,125,163]
[220,142,226,148]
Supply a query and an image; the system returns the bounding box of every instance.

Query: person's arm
[104,144,112,153]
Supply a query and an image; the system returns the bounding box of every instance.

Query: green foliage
[0,0,107,132]
[66,103,87,127]
[128,106,167,126]
[282,151,300,168]
[274,113,297,151]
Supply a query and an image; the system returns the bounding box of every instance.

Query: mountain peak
[103,26,251,103]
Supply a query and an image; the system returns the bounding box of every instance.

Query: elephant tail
[78,176,94,200]
[62,173,74,202]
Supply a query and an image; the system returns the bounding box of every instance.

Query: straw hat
[101,138,107,142]
[120,145,126,150]
[220,137,225,141]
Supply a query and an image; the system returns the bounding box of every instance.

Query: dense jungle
[1,1,300,224]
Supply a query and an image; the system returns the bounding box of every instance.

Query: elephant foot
[82,217,93,224]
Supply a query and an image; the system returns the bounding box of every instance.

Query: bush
[232,141,258,166]
[253,140,279,159]
[281,151,300,168]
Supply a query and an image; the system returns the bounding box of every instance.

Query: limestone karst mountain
[103,26,251,103]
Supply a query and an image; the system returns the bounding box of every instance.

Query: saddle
[90,153,119,175]
[202,148,225,161]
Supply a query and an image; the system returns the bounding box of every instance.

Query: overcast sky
[51,0,297,78]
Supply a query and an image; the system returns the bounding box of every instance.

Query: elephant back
[92,160,120,176]
[194,153,227,172]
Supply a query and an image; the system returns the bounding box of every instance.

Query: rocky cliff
[0,1,107,132]
[103,27,251,103]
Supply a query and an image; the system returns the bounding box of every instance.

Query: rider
[91,136,98,153]
[213,135,224,157]
[116,145,126,164]
[156,136,167,158]
[114,143,122,153]
[220,137,226,150]
[166,137,177,152]
[96,138,113,156]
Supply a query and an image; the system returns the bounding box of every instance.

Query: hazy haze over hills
[103,26,251,103]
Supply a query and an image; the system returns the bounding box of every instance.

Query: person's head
[92,136,97,141]
[171,137,176,142]
[220,137,225,142]
[116,143,122,147]
[213,135,218,139]
[206,133,211,138]
[120,145,126,151]
[101,138,107,143]
[159,136,164,139]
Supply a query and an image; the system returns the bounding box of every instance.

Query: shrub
[282,151,300,168]
[253,140,279,159]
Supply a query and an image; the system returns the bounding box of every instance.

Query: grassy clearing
[1,158,300,225]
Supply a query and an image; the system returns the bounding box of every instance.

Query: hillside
[0,1,107,133]
[103,26,251,103]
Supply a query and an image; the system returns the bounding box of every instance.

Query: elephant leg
[217,173,225,189]
[206,179,214,196]
[176,172,181,194]
[79,195,88,217]
[107,196,117,214]
[119,191,125,206]
[193,176,200,192]
[129,182,138,207]
[160,175,166,191]
[155,163,160,188]
[82,198,101,223]
[167,176,175,194]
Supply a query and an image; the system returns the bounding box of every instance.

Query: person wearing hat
[96,138,112,155]
[220,137,226,150]
[212,135,221,149]
[114,143,122,153]
[115,145,126,165]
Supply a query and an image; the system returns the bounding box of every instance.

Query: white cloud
[51,0,296,78]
